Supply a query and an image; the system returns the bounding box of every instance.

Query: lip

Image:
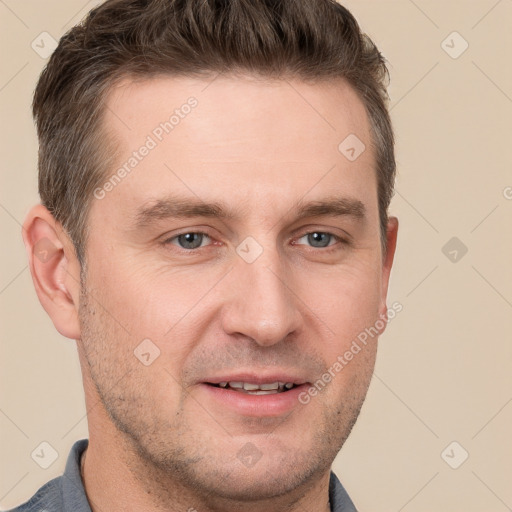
[197,372,310,417]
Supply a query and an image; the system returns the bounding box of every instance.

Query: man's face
[78,75,395,500]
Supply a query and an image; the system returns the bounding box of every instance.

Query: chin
[190,460,320,502]
[182,434,328,502]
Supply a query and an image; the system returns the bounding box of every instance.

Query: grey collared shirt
[7,439,357,512]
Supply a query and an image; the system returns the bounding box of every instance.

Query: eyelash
[163,230,349,254]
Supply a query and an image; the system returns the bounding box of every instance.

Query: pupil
[309,232,329,248]
[179,233,202,249]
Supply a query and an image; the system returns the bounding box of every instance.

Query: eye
[163,230,346,252]
[295,232,343,249]
[167,232,212,250]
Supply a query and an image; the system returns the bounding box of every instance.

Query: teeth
[217,381,296,392]
[243,382,261,391]
[260,382,279,391]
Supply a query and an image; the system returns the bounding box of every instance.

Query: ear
[22,204,82,340]
[378,216,399,328]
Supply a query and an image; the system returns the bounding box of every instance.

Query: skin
[23,74,398,512]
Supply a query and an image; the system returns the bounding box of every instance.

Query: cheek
[79,274,188,416]
[297,266,382,393]
[302,264,382,340]
[83,254,213,385]
[85,246,177,336]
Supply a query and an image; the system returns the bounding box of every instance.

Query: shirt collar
[61,439,91,512]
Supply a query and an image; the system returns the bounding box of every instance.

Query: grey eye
[173,232,209,250]
[299,232,335,248]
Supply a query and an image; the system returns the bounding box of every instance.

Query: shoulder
[3,476,63,512]
[4,439,89,512]
[329,471,358,512]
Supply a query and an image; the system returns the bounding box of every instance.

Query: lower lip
[198,383,309,417]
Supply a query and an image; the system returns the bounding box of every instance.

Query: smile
[209,381,297,394]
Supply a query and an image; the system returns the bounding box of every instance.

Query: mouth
[206,381,298,395]
[199,375,310,417]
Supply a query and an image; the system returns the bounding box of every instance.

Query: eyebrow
[133,194,366,228]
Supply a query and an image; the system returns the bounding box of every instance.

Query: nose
[220,248,303,347]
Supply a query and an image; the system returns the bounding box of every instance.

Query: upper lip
[202,372,309,386]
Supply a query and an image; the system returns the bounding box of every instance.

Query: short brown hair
[33,0,395,265]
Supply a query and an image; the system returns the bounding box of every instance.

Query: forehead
[95,74,377,225]
[105,73,371,158]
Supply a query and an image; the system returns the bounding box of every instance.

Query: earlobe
[22,205,82,340]
[378,216,399,328]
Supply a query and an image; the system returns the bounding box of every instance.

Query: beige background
[1,1,511,511]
